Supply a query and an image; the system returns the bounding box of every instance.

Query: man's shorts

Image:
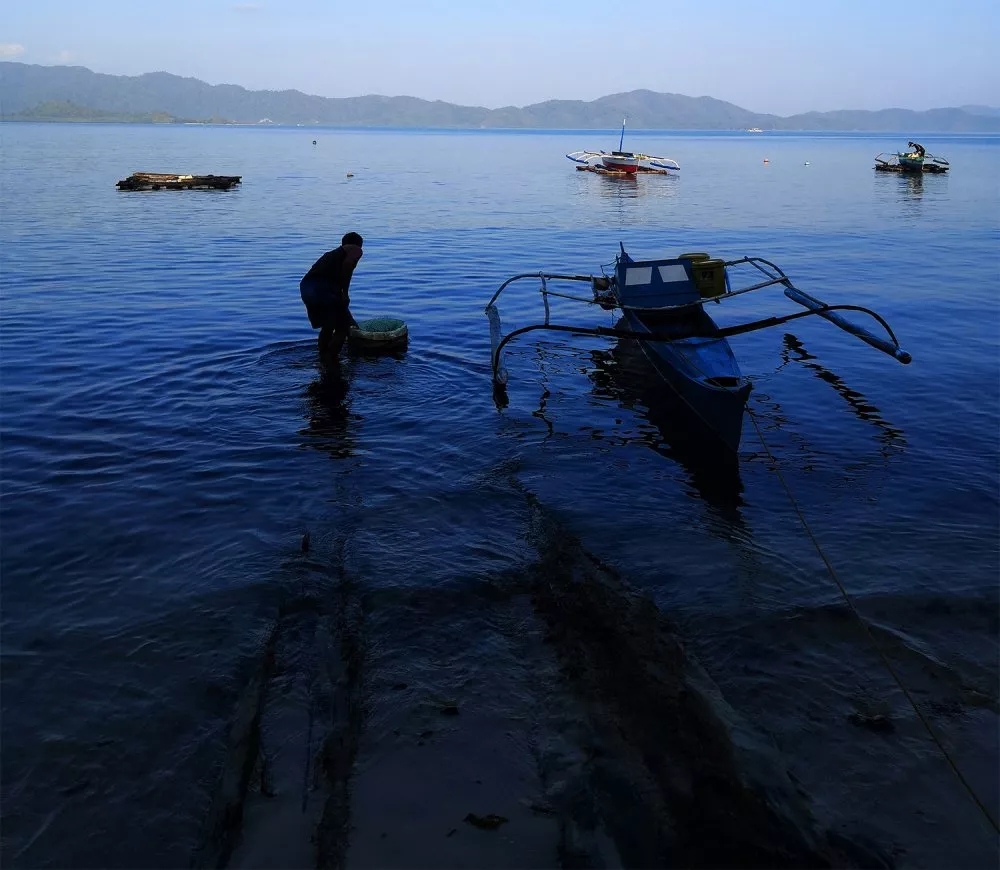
[300,278,350,330]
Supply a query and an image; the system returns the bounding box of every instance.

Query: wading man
[300,232,364,359]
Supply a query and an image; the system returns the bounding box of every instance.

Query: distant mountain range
[2,63,998,132]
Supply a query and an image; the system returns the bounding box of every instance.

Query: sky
[2,0,998,115]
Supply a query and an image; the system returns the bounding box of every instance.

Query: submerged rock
[848,711,896,733]
[463,813,509,830]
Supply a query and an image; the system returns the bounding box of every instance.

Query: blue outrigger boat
[486,246,911,453]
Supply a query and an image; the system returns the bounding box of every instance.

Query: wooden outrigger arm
[741,257,912,365]
[486,272,600,386]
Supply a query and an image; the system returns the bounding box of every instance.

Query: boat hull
[601,153,639,173]
[897,154,924,172]
[567,151,680,172]
[622,310,751,453]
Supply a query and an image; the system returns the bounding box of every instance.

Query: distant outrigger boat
[567,118,680,175]
[874,141,949,174]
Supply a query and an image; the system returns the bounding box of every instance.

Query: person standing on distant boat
[300,232,363,359]
[908,141,926,158]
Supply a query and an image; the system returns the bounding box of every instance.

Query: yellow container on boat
[691,258,727,298]
[678,252,711,262]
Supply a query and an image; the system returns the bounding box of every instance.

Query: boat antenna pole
[619,117,626,151]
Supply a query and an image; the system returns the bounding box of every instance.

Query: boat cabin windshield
[616,258,701,309]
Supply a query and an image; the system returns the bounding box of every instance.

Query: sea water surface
[1,124,998,867]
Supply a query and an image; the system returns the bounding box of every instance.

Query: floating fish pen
[575,164,674,176]
[116,172,242,191]
[874,153,949,174]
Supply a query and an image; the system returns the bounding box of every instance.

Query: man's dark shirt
[303,246,354,305]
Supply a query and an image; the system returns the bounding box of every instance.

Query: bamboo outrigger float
[486,247,911,453]
[116,172,242,191]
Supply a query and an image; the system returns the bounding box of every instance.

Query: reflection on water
[300,342,413,459]
[873,168,936,213]
[529,345,557,439]
[586,337,745,516]
[301,358,357,459]
[573,170,679,202]
[782,333,907,455]
[900,171,923,198]
[596,173,640,198]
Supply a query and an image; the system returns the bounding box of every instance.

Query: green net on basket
[355,317,406,334]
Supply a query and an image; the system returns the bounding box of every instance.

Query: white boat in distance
[567,119,680,174]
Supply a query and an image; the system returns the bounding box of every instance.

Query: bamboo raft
[116,172,242,191]
[575,164,674,176]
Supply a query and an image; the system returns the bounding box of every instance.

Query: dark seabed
[1,124,998,868]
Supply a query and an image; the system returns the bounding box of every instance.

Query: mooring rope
[746,405,1000,837]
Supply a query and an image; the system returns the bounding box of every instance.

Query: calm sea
[1,124,997,868]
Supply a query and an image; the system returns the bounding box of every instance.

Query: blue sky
[2,0,997,114]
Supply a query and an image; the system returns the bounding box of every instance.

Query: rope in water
[746,406,1000,836]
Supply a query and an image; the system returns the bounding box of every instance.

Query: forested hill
[3,63,998,132]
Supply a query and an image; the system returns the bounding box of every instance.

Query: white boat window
[658,264,689,283]
[625,267,652,285]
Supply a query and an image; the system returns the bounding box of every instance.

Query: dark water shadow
[586,336,746,518]
[300,341,413,460]
[782,333,907,456]
[300,356,358,459]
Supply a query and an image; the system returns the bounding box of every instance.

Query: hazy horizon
[3,0,998,115]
